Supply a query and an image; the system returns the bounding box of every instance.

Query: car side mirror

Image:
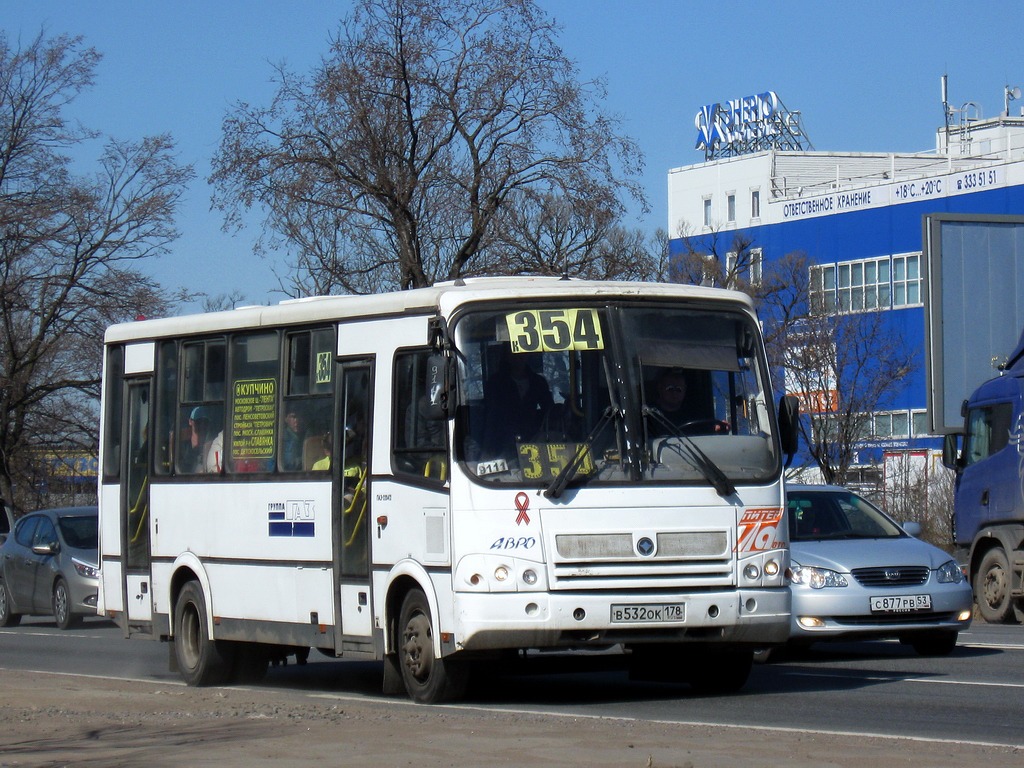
[31,541,59,556]
[901,521,922,537]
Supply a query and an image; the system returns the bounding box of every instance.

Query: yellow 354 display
[505,308,604,352]
[517,442,595,481]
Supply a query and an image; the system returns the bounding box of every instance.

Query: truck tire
[974,547,1018,624]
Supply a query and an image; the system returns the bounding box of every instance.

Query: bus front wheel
[174,581,234,686]
[397,589,468,704]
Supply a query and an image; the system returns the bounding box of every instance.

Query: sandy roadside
[0,669,1020,767]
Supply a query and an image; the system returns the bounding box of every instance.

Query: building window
[750,248,763,285]
[872,410,910,439]
[810,254,916,315]
[726,193,736,223]
[750,189,760,219]
[703,197,712,227]
[892,253,922,307]
[727,248,762,286]
[912,410,929,437]
[810,264,837,314]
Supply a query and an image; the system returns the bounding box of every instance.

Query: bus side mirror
[422,354,451,420]
[778,395,800,465]
[942,432,962,470]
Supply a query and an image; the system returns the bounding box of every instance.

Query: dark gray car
[0,506,98,629]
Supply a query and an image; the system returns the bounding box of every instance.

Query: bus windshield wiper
[644,406,736,497]
[544,405,620,499]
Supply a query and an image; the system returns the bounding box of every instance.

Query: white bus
[97,277,798,702]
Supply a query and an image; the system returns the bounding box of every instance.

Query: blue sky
[5,1,1023,309]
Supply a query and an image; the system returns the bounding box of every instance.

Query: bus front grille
[551,531,733,588]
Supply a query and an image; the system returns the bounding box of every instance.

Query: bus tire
[397,588,468,704]
[975,547,1017,623]
[174,581,234,686]
[0,580,20,627]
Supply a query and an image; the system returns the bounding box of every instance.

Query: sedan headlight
[790,562,848,589]
[72,557,98,579]
[937,559,965,584]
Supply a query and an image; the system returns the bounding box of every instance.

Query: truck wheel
[397,588,468,703]
[0,580,21,627]
[173,581,234,686]
[974,547,1017,623]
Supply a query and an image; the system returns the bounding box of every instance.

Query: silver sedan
[780,485,972,656]
[0,506,98,630]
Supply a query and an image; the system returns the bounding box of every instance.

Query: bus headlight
[455,555,547,592]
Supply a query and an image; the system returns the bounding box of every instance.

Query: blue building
[667,88,1024,481]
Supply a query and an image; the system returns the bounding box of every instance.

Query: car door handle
[981,489,989,506]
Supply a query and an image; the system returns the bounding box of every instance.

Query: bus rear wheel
[397,589,468,704]
[174,581,234,686]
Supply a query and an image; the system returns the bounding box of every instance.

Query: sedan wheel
[0,580,21,627]
[52,577,80,630]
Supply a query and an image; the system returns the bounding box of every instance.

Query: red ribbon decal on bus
[514,492,531,526]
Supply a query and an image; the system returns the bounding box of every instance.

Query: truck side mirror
[777,395,800,466]
[941,432,962,470]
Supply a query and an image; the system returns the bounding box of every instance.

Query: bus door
[334,361,374,642]
[121,379,153,625]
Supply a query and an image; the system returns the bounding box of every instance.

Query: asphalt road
[1,616,1023,753]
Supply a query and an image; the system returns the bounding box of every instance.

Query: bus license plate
[610,603,685,623]
[869,594,932,613]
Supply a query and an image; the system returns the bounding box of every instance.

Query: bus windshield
[453,301,780,489]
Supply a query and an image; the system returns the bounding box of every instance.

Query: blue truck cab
[943,338,1024,623]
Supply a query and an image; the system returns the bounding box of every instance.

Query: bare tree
[782,309,915,485]
[210,0,645,294]
[0,31,193,510]
[485,189,656,280]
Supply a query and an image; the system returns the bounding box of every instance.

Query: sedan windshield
[788,490,905,541]
[58,515,98,550]
[453,301,780,489]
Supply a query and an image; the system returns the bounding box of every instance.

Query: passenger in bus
[184,406,217,473]
[311,433,331,471]
[281,407,307,471]
[204,430,223,473]
[481,349,553,457]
